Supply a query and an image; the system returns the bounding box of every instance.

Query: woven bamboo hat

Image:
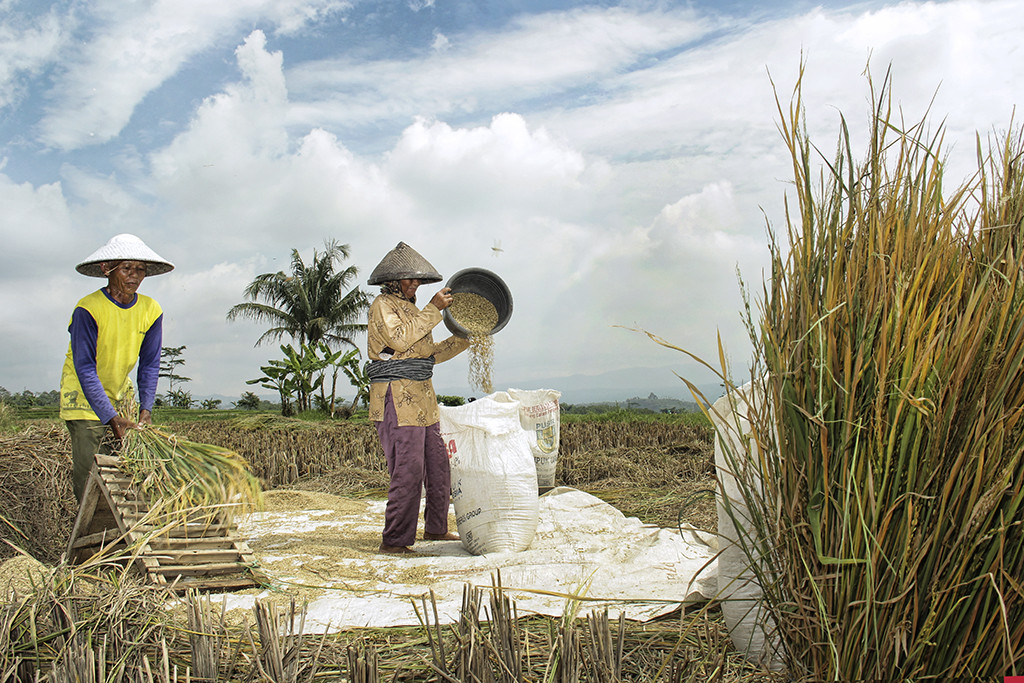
[76,234,175,278]
[367,241,442,285]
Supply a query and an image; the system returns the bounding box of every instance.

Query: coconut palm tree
[227,240,369,350]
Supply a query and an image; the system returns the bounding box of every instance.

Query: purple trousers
[375,387,452,547]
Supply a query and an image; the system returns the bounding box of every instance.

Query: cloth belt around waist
[366,356,436,383]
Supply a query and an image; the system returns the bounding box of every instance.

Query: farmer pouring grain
[59,234,174,501]
[366,242,470,554]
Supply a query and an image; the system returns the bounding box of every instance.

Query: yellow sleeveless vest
[59,289,163,422]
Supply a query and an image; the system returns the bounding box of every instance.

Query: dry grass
[170,416,720,533]
[0,415,718,556]
[0,423,78,564]
[0,412,772,681]
[0,562,780,682]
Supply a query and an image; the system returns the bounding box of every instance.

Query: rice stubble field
[0,410,782,682]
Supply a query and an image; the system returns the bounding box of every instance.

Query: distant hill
[565,393,700,413]
[436,363,728,406]
[189,363,733,410]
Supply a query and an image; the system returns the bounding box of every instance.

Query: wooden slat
[170,576,260,591]
[161,524,234,538]
[66,453,262,591]
[70,528,125,550]
[109,499,149,510]
[151,549,246,564]
[149,562,248,576]
[146,537,238,550]
[65,472,103,559]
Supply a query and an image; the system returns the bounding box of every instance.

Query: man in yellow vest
[59,234,174,500]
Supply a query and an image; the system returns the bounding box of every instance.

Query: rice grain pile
[449,292,498,393]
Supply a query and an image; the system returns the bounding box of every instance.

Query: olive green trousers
[65,420,115,501]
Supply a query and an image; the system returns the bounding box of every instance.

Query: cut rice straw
[118,426,263,524]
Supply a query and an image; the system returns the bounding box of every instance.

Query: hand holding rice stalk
[115,396,263,523]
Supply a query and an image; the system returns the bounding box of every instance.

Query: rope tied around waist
[366,356,436,383]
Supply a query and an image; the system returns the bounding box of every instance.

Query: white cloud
[431,29,450,53]
[271,0,352,36]
[0,271,79,393]
[0,173,73,275]
[0,5,66,110]
[143,30,418,273]
[2,0,1022,398]
[147,260,275,396]
[36,0,350,150]
[285,5,712,130]
[386,113,600,221]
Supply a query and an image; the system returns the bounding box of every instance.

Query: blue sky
[2,0,1022,403]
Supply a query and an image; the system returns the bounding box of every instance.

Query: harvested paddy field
[0,413,783,681]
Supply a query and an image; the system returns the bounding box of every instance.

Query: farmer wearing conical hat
[366,242,470,554]
[59,234,174,500]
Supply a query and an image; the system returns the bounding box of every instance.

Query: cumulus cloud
[386,113,597,221]
[2,0,1022,398]
[0,173,73,276]
[144,30,415,270]
[146,260,275,396]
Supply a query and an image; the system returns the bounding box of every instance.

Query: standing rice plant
[726,65,1024,680]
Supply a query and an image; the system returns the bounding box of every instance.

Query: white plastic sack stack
[440,393,539,555]
[507,388,562,487]
[711,381,783,670]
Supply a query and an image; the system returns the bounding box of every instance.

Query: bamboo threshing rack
[65,453,266,591]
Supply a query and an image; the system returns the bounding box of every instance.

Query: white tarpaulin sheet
[210,487,718,633]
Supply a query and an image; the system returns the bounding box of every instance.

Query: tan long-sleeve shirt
[367,293,470,426]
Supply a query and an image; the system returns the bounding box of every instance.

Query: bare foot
[422,532,460,541]
[378,543,415,554]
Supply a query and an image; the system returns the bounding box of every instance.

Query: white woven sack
[440,393,539,555]
[711,381,783,670]
[507,388,562,487]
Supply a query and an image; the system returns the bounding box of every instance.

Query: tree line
[0,387,60,408]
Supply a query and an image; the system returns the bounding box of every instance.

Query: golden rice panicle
[119,425,263,522]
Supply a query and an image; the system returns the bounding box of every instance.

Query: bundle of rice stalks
[119,425,263,524]
[715,66,1024,680]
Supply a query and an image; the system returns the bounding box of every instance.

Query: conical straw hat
[367,241,442,285]
[76,234,175,277]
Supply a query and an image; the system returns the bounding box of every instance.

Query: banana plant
[340,349,370,411]
[315,342,354,418]
[247,355,299,416]
[280,343,327,413]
